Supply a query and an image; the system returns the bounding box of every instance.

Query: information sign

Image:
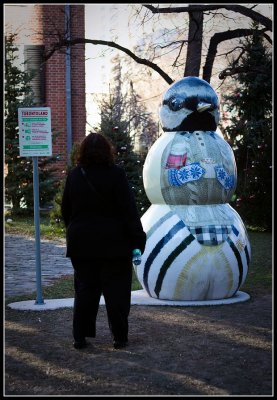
[18,107,52,157]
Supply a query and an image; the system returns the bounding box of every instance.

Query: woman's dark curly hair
[77,132,115,167]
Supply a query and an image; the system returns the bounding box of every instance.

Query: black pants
[71,258,132,343]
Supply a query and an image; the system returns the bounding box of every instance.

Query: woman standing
[61,132,146,350]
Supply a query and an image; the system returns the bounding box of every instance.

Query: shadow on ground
[4,293,272,396]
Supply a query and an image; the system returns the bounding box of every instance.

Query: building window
[24,45,45,106]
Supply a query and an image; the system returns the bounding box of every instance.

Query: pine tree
[49,142,80,225]
[128,79,159,154]
[97,56,155,216]
[5,33,59,215]
[99,92,150,216]
[223,25,272,230]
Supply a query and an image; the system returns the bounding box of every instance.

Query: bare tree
[42,4,272,84]
[202,26,270,81]
[184,5,203,77]
[142,4,272,81]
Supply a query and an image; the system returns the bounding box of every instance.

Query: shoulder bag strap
[80,167,105,203]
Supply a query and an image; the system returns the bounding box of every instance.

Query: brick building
[5,4,86,178]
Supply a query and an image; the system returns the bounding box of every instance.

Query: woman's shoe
[73,339,87,349]
[113,340,128,349]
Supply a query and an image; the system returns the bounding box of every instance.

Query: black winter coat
[61,164,146,260]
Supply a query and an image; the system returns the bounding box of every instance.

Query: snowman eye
[163,95,185,111]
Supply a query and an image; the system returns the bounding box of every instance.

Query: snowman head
[159,76,220,132]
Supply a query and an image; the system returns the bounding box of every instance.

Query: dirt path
[5,293,272,396]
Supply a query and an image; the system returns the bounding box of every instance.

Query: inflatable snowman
[135,76,251,301]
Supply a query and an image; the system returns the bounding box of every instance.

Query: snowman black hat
[159,76,220,132]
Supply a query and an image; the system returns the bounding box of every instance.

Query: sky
[85,4,136,128]
[85,4,130,94]
[4,3,273,130]
[84,3,273,91]
[84,3,273,129]
[84,4,188,128]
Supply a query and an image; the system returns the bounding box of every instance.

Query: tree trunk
[184,6,203,77]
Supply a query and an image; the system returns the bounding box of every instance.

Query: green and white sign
[18,107,52,157]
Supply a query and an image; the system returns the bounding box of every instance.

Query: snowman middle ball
[143,130,237,206]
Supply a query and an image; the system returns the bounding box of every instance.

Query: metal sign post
[33,156,44,304]
[18,107,52,305]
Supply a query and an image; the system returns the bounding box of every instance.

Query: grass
[6,272,142,304]
[240,230,272,296]
[5,215,272,303]
[5,213,143,303]
[5,214,66,241]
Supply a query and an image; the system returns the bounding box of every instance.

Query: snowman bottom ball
[134,204,251,301]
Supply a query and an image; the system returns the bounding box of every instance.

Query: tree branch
[143,4,272,31]
[219,65,269,79]
[43,38,174,85]
[202,28,268,82]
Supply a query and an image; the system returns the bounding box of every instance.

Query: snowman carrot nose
[197,102,212,112]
